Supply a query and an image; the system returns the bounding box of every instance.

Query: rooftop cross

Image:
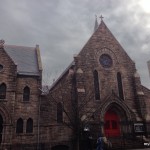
[99,15,104,21]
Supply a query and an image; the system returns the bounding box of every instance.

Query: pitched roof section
[49,20,134,90]
[4,45,42,76]
[78,20,134,63]
[49,61,75,91]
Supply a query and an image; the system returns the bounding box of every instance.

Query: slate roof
[49,61,75,90]
[4,45,42,76]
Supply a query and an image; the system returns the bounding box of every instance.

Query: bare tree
[42,70,101,150]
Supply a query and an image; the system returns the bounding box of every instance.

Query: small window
[23,86,30,101]
[57,103,63,123]
[117,72,124,100]
[16,118,23,133]
[26,118,33,133]
[93,70,100,100]
[0,83,6,99]
[0,65,3,72]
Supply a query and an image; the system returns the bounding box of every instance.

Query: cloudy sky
[0,0,150,88]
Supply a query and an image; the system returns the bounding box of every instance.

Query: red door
[104,110,120,137]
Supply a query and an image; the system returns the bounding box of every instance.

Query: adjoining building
[0,42,42,149]
[148,60,150,78]
[0,18,150,150]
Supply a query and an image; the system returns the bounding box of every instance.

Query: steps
[108,136,144,149]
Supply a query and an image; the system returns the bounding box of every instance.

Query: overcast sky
[0,0,150,88]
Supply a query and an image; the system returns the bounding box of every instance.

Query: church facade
[0,19,150,150]
[40,20,150,149]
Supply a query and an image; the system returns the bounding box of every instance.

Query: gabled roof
[4,45,42,76]
[49,61,75,91]
[49,20,134,90]
[77,20,134,64]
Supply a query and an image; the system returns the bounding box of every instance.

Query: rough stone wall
[11,76,41,145]
[40,72,74,147]
[0,48,17,147]
[141,86,150,136]
[74,21,140,121]
[142,86,150,121]
[0,47,41,149]
[40,21,150,149]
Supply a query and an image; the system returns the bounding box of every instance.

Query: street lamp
[84,126,90,132]
[83,124,93,150]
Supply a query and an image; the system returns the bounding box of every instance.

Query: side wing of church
[0,42,42,150]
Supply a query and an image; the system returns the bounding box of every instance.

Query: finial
[99,15,104,21]
[0,39,5,48]
[94,14,99,32]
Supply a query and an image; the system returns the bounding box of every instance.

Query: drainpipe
[37,89,42,150]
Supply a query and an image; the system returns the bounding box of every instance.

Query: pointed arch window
[57,102,63,123]
[93,70,100,100]
[23,86,30,101]
[16,118,23,133]
[26,118,33,133]
[117,72,124,100]
[0,83,6,99]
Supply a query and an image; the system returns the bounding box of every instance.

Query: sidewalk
[127,148,150,150]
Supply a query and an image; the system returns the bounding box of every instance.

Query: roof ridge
[4,44,35,50]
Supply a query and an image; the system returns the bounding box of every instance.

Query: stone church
[0,18,150,150]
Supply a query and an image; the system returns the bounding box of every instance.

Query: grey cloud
[0,0,150,88]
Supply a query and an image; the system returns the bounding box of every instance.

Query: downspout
[37,90,41,150]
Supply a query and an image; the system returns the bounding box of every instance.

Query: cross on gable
[99,15,104,21]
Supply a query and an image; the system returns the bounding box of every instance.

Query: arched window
[23,86,30,101]
[26,118,33,133]
[0,83,6,99]
[16,118,23,133]
[117,72,124,100]
[93,70,100,100]
[57,102,63,123]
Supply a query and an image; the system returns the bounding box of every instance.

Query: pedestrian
[97,136,103,150]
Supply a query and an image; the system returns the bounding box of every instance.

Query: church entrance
[104,110,120,137]
[0,114,3,144]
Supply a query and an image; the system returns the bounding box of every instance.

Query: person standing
[97,136,103,150]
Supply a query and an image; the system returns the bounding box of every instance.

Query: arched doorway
[0,114,3,144]
[104,110,120,137]
[51,145,69,150]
